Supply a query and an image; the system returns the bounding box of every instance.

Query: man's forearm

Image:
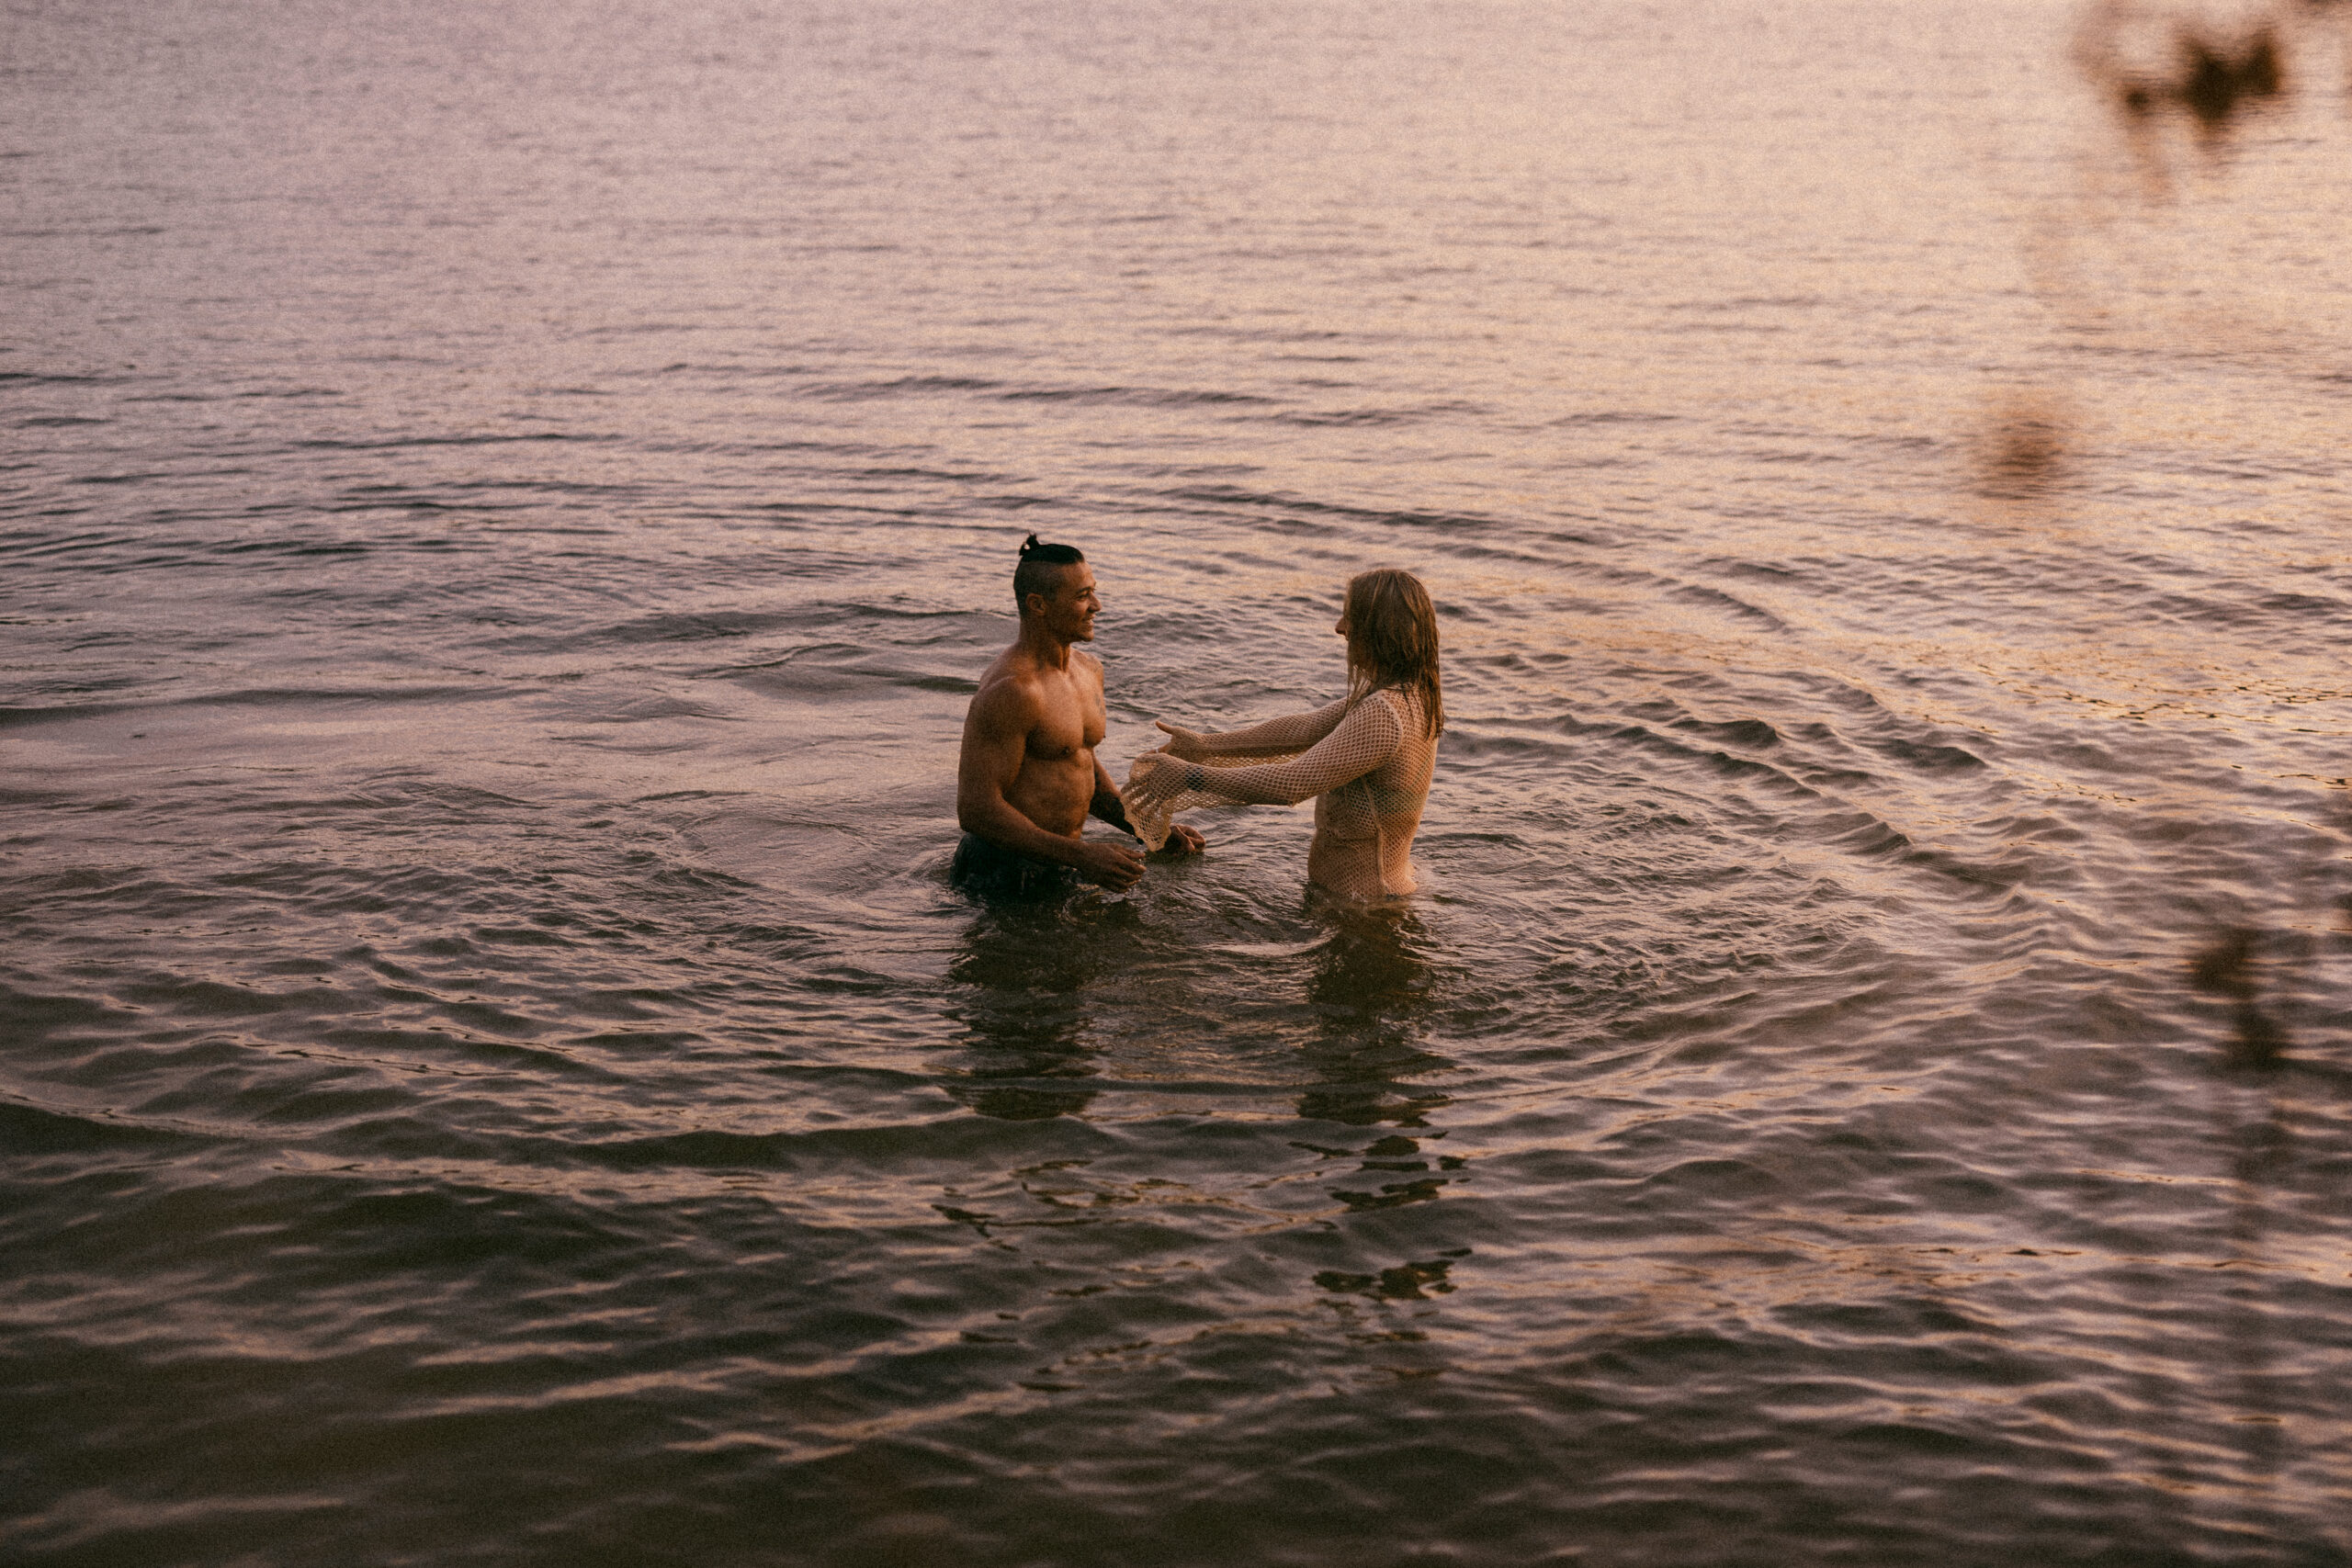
[958,795,1090,865]
[1090,778,1140,839]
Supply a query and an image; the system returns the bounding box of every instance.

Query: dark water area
[6,1,2352,1562]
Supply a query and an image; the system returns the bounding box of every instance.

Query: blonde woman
[1127,569,1443,899]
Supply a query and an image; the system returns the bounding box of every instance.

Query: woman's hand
[1126,750,1185,806]
[1153,719,1210,761]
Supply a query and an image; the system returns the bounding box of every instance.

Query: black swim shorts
[950,833,1080,898]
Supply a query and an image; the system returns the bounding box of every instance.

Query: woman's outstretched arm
[1155,696,1350,762]
[1136,694,1403,809]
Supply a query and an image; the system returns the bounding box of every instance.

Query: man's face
[1035,564,1101,641]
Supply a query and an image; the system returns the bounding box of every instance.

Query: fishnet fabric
[1119,697,1347,852]
[1125,689,1437,897]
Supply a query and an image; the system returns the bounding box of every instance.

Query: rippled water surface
[7,1,2352,1562]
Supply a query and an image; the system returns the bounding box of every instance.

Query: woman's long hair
[1342,569,1443,739]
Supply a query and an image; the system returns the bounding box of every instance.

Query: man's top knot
[1015,535,1083,567]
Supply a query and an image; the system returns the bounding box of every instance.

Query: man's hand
[1071,839,1146,890]
[1159,822,1206,855]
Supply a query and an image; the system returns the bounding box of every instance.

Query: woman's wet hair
[1014,533,1085,611]
[1342,569,1443,738]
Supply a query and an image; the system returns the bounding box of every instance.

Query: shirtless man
[953,536,1203,895]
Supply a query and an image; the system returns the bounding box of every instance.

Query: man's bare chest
[1026,677,1105,761]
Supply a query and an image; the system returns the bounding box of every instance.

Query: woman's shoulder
[1362,684,1441,744]
[1348,686,1414,733]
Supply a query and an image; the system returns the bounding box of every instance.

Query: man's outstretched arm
[956,684,1144,888]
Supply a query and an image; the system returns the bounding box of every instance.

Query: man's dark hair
[1013,533,1085,612]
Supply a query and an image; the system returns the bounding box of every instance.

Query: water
[6,0,2352,1562]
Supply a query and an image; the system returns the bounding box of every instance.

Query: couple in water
[953,534,1443,901]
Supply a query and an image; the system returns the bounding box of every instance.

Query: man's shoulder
[970,650,1049,717]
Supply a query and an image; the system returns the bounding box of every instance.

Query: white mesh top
[1125,687,1438,898]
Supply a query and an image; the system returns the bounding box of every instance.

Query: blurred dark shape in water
[2079,4,2291,138]
[2188,925,2259,998]
[2187,926,2290,1066]
[2177,27,2286,124]
[1975,392,2070,498]
[1314,1258,1459,1301]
